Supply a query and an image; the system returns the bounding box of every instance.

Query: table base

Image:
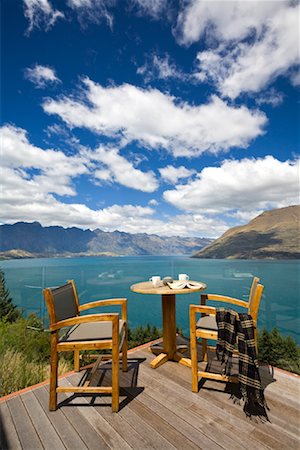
[149,342,192,369]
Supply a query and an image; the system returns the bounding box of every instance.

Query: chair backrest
[43,280,79,325]
[247,277,264,324]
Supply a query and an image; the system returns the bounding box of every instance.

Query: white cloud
[137,53,188,83]
[67,0,115,29]
[255,88,284,107]
[129,0,167,19]
[23,0,64,34]
[0,124,228,237]
[43,78,266,157]
[24,64,61,88]
[159,165,195,184]
[148,199,158,206]
[227,209,265,224]
[290,70,300,87]
[164,156,300,214]
[176,1,300,98]
[2,124,158,194]
[84,145,159,192]
[175,1,283,45]
[1,124,86,197]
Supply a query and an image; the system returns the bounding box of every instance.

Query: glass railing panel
[1,256,299,344]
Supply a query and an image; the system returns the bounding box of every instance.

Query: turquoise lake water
[1,256,299,343]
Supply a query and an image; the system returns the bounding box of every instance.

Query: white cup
[178,273,189,281]
[149,276,161,286]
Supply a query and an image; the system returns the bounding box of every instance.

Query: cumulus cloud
[67,0,115,29]
[159,165,195,184]
[24,64,61,88]
[23,0,64,34]
[175,1,300,98]
[83,145,159,192]
[2,124,158,194]
[42,78,266,157]
[164,156,300,214]
[175,1,282,45]
[1,124,86,197]
[0,124,228,237]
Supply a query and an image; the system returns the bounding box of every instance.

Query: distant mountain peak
[193,205,300,260]
[0,222,212,258]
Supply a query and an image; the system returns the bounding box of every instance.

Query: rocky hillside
[193,205,300,259]
[0,222,212,258]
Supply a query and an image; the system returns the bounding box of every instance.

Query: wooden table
[130,281,207,369]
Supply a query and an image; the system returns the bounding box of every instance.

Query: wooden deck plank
[117,400,177,450]
[136,350,257,432]
[137,349,300,449]
[1,341,299,450]
[6,396,43,450]
[136,365,267,450]
[44,384,111,450]
[117,372,223,450]
[72,367,221,450]
[20,391,65,450]
[135,353,271,450]
[0,401,21,450]
[59,377,132,450]
[69,367,176,450]
[126,395,198,450]
[34,386,88,450]
[68,368,169,449]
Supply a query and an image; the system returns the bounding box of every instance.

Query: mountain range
[0,222,212,259]
[193,205,300,259]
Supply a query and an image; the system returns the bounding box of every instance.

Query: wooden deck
[1,339,300,450]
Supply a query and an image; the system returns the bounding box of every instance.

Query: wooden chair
[189,277,264,392]
[43,280,127,412]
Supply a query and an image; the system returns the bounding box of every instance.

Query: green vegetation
[0,269,21,322]
[0,314,73,396]
[258,327,300,375]
[128,324,161,348]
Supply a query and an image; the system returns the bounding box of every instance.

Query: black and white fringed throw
[216,308,268,414]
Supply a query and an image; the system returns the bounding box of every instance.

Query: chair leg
[74,350,80,372]
[190,327,199,393]
[112,341,119,412]
[49,334,58,411]
[202,338,208,362]
[122,327,128,372]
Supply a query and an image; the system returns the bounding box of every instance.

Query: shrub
[128,324,161,349]
[258,327,300,375]
[0,269,20,322]
[0,315,73,396]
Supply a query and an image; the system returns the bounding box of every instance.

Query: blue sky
[1,0,299,237]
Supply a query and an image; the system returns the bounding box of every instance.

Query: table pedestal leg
[151,294,178,369]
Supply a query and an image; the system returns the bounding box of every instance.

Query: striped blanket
[216,308,268,410]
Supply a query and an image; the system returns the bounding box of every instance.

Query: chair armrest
[50,313,119,331]
[190,305,217,315]
[201,294,248,308]
[79,298,127,321]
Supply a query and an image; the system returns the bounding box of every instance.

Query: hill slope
[0,222,212,258]
[193,205,300,259]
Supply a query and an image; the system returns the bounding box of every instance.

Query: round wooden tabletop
[130,280,207,295]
